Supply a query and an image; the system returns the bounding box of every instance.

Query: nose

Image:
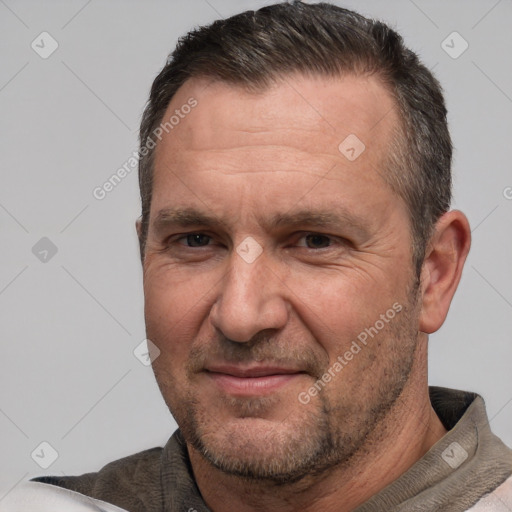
[209,245,290,343]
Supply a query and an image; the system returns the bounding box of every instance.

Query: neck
[189,343,447,512]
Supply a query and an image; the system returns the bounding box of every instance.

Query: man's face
[142,74,422,482]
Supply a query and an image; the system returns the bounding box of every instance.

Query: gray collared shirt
[17,387,512,511]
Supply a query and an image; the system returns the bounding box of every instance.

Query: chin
[181,398,350,484]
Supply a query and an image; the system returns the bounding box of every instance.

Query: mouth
[203,365,307,396]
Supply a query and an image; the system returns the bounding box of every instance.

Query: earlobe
[418,210,471,334]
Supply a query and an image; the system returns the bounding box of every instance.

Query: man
[5,1,511,511]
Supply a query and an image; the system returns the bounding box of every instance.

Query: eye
[178,233,212,247]
[296,233,333,249]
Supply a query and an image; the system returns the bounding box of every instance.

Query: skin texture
[137,73,471,512]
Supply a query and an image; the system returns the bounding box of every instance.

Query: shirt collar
[160,387,512,512]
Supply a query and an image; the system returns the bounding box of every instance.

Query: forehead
[151,73,402,222]
[159,72,398,155]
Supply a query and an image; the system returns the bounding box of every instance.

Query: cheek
[143,264,212,358]
[284,266,408,364]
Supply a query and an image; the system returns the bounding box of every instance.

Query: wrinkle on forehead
[160,72,398,153]
[151,73,402,222]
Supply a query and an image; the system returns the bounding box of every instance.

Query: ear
[418,210,471,334]
[135,218,144,265]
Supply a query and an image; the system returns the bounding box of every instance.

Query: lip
[204,365,305,396]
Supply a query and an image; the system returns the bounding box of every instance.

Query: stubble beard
[154,284,421,485]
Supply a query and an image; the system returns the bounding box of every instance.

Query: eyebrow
[267,210,370,235]
[152,208,224,235]
[152,207,371,237]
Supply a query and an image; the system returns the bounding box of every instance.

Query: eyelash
[169,232,342,250]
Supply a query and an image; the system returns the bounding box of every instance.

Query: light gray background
[1,0,511,499]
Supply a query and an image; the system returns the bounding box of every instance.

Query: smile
[204,366,306,396]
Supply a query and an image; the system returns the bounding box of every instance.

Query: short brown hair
[138,1,452,274]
